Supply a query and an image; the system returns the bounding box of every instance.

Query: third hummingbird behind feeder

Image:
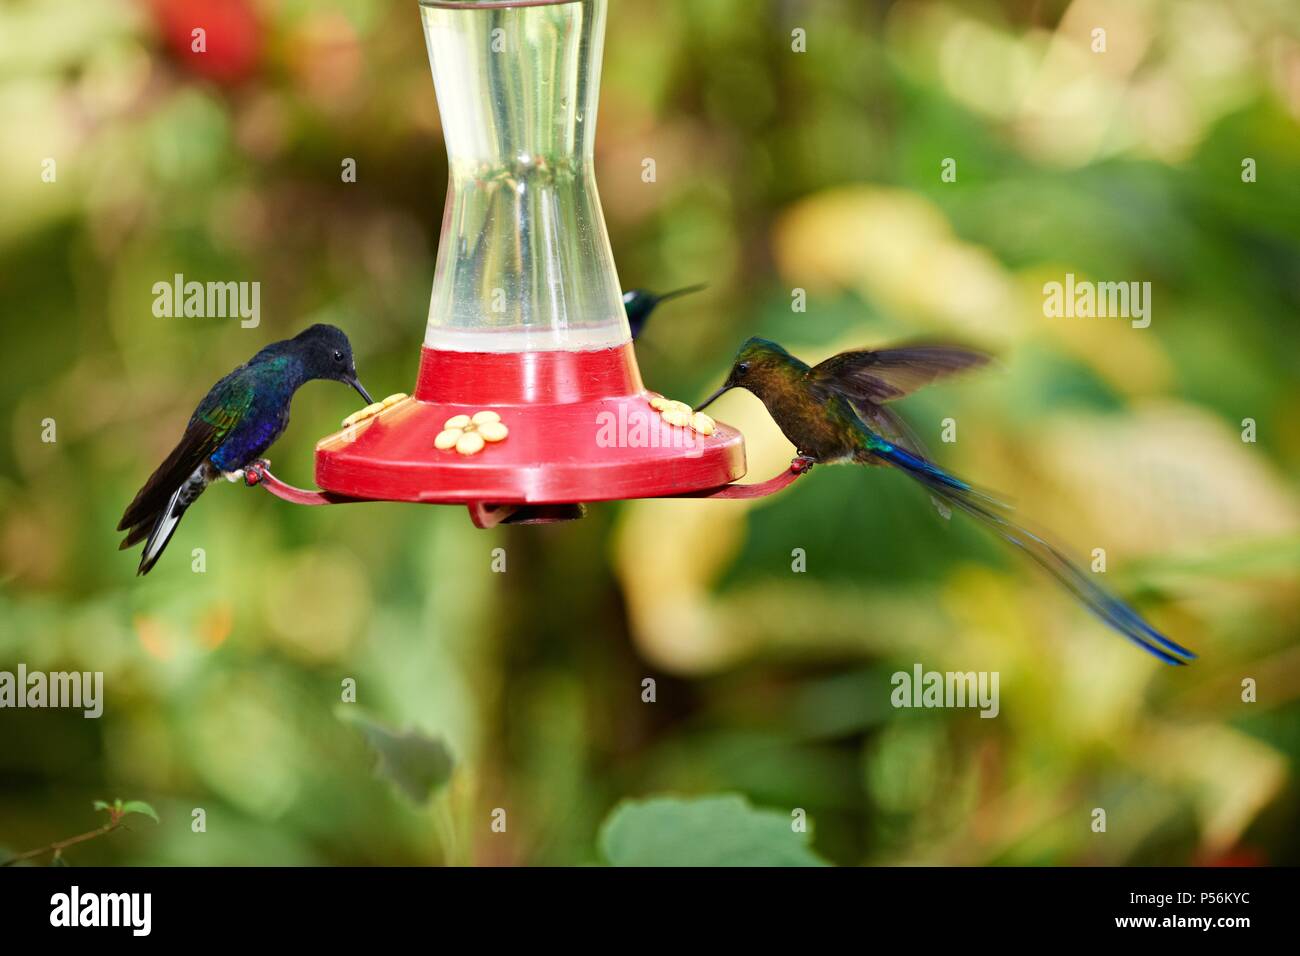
[623,284,706,340]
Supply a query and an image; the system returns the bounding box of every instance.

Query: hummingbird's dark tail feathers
[119,416,228,575]
[869,441,1196,666]
[120,463,217,575]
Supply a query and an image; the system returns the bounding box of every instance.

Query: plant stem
[1,821,121,866]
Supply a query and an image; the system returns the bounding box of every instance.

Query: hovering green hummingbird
[696,337,1195,665]
[118,324,372,575]
[623,284,706,340]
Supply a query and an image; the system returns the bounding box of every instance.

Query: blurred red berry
[149,0,261,85]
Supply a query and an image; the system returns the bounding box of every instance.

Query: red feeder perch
[254,0,808,521]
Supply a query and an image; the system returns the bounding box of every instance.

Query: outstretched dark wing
[810,343,990,518]
[117,373,254,539]
[807,344,992,404]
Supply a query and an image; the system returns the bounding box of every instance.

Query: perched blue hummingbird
[696,337,1196,665]
[623,284,706,340]
[118,324,372,575]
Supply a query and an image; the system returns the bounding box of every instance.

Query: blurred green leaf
[119,801,160,825]
[598,794,829,867]
[339,709,454,804]
[93,798,159,824]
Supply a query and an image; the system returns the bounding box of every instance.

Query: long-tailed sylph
[696,337,1195,665]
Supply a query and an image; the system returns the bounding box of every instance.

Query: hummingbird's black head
[695,337,800,411]
[293,324,373,404]
[622,290,655,326]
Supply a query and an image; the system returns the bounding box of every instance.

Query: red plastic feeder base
[313,344,746,505]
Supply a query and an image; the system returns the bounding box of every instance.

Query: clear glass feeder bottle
[419,0,628,352]
[312,0,746,509]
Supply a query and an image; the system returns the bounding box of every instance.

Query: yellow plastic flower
[435,410,509,455]
[647,393,715,435]
[341,393,408,428]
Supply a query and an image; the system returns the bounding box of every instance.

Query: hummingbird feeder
[250,0,809,525]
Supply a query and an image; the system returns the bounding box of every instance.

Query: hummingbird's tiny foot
[243,459,271,486]
[792,454,817,473]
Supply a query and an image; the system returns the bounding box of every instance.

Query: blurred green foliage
[1,0,1298,866]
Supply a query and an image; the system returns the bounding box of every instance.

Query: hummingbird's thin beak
[694,383,730,412]
[658,283,707,304]
[349,378,374,405]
